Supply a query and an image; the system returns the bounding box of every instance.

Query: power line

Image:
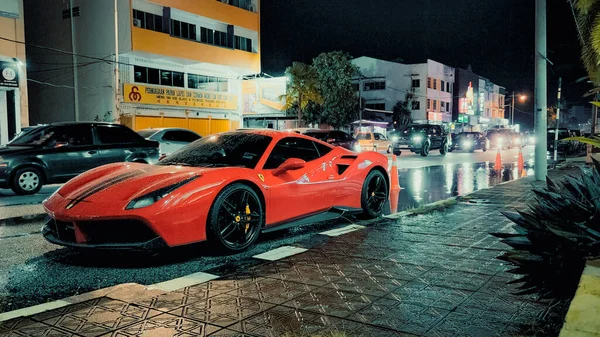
[27,78,112,90]
[0,35,136,67]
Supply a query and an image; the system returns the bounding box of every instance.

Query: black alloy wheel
[361,170,388,218]
[207,183,263,252]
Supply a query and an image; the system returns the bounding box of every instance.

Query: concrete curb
[559,260,600,337]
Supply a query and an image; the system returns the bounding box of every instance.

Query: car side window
[374,133,381,140]
[95,125,141,144]
[163,130,200,143]
[264,137,321,169]
[332,131,347,141]
[313,141,332,157]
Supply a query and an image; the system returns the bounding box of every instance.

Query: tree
[278,62,322,127]
[573,0,600,84]
[392,93,414,129]
[311,51,360,129]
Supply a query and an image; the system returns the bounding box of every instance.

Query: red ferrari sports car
[42,130,390,252]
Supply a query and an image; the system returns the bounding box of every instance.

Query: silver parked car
[137,128,201,158]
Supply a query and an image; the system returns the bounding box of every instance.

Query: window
[365,103,385,110]
[223,0,256,12]
[148,68,159,85]
[133,10,163,32]
[235,36,253,52]
[433,100,437,110]
[134,66,147,83]
[160,70,172,86]
[364,81,385,91]
[188,74,228,92]
[173,72,184,87]
[46,126,93,147]
[331,131,350,141]
[412,79,420,88]
[313,142,332,157]
[441,80,445,92]
[427,77,432,89]
[162,130,201,142]
[433,79,437,90]
[200,27,214,44]
[355,133,372,140]
[441,102,446,112]
[171,20,197,40]
[412,101,420,110]
[427,99,431,110]
[96,126,141,144]
[446,102,450,111]
[446,82,450,92]
[264,137,321,169]
[214,30,228,47]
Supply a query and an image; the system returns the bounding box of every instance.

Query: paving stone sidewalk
[0,167,582,337]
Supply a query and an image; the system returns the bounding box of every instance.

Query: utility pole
[113,0,120,123]
[534,0,547,181]
[511,91,515,127]
[69,0,79,122]
[358,78,363,134]
[553,77,562,164]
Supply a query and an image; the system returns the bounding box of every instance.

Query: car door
[429,126,443,148]
[334,131,353,150]
[260,137,336,224]
[41,125,100,181]
[161,130,201,155]
[374,133,390,152]
[94,124,154,165]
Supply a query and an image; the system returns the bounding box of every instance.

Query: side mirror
[54,142,69,148]
[326,138,336,143]
[273,158,306,176]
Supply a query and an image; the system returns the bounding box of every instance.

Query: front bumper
[42,218,167,251]
[394,141,419,151]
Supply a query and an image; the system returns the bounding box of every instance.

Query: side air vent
[337,164,350,175]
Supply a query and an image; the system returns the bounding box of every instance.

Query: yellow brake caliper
[245,204,251,233]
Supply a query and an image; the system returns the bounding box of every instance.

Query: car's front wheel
[360,170,389,218]
[11,167,43,195]
[206,183,263,253]
[420,142,430,157]
[440,142,449,155]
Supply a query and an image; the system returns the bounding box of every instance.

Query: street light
[509,91,527,127]
[519,95,527,102]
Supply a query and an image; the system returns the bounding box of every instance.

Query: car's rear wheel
[206,183,263,253]
[393,149,402,156]
[440,142,449,155]
[360,170,388,218]
[11,167,43,195]
[387,145,392,154]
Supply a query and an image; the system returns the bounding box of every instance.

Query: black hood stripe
[66,170,145,209]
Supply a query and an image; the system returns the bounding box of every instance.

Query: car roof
[46,121,120,127]
[138,127,196,132]
[304,129,336,134]
[231,129,335,145]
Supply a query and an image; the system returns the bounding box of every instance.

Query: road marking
[319,224,365,237]
[253,246,307,261]
[147,272,220,292]
[0,300,70,322]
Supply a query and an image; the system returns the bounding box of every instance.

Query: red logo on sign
[128,86,142,101]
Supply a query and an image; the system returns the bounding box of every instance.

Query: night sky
[260,0,591,129]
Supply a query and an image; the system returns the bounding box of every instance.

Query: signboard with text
[0,62,19,88]
[123,84,237,110]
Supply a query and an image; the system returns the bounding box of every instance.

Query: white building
[25,0,260,136]
[0,0,28,144]
[352,56,455,125]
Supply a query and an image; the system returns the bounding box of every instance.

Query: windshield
[356,133,371,140]
[403,126,427,134]
[304,132,329,141]
[137,130,158,139]
[158,132,272,169]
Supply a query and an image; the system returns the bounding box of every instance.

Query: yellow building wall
[131,115,237,137]
[147,0,259,31]
[0,0,29,126]
[132,28,260,73]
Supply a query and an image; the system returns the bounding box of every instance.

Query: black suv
[392,124,449,157]
[0,122,159,195]
[451,132,489,152]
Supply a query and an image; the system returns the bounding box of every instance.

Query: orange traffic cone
[494,148,502,171]
[389,187,400,214]
[521,168,527,177]
[517,147,524,171]
[390,155,401,190]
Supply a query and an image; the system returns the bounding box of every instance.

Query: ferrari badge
[257,173,265,182]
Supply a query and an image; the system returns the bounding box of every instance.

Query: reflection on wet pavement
[393,163,534,212]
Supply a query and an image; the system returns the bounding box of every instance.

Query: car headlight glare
[126,176,198,210]
[413,136,423,143]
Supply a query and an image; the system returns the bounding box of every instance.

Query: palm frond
[563,136,600,148]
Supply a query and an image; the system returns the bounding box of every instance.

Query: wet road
[0,154,536,313]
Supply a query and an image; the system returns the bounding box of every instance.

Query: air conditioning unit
[133,18,142,27]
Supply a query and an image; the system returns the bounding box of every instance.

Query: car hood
[57,162,223,202]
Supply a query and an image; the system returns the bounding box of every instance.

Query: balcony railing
[216,0,257,13]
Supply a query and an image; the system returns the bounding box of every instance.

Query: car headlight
[126,176,198,210]
[413,136,423,143]
[462,141,472,147]
[391,136,399,142]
